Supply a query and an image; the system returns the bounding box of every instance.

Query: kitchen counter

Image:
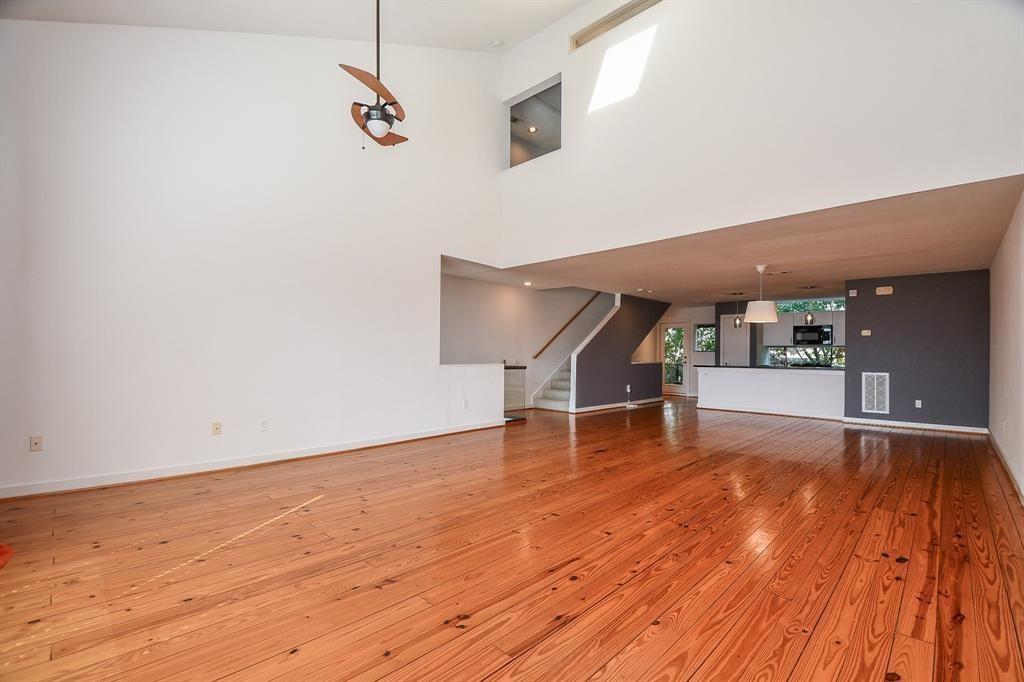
[751,365,844,371]
[697,366,844,420]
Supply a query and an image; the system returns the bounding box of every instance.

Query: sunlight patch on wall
[587,26,657,114]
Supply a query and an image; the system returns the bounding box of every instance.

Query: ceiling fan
[339,0,407,146]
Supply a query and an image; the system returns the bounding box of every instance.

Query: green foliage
[766,346,846,368]
[665,363,686,385]
[663,327,687,385]
[694,324,716,352]
[774,298,845,313]
[663,327,686,363]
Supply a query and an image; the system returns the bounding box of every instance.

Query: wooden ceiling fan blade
[366,131,409,146]
[350,102,367,131]
[339,64,405,121]
[387,101,405,122]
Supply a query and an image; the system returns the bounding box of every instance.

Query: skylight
[587,26,657,114]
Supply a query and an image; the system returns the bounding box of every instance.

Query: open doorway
[660,322,689,396]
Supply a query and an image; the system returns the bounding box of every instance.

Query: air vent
[861,372,890,414]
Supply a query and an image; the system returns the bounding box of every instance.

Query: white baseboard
[842,416,989,435]
[697,404,842,421]
[0,419,507,499]
[571,397,663,414]
[988,434,1024,500]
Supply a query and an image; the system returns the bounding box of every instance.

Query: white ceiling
[451,176,1024,305]
[0,0,586,52]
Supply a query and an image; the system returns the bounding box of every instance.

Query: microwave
[793,324,833,345]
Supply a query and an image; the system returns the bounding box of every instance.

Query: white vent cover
[862,372,890,414]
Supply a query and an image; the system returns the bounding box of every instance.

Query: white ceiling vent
[862,372,890,414]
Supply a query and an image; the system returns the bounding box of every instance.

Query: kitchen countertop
[707,365,844,371]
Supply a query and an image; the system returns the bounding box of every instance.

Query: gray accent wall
[844,270,990,427]
[575,295,671,409]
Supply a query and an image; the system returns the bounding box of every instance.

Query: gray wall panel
[576,295,671,408]
[844,270,989,427]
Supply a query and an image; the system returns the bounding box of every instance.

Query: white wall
[440,275,614,406]
[500,0,1024,266]
[631,304,715,395]
[0,19,506,496]
[990,189,1024,493]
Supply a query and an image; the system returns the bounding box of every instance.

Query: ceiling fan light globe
[362,105,396,138]
[365,118,392,138]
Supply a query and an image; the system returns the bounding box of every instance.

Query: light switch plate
[915,400,922,408]
[849,289,858,297]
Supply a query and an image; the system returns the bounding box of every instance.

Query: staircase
[534,360,572,412]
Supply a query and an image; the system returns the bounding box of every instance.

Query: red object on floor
[0,544,13,570]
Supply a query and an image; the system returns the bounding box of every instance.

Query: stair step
[543,388,571,401]
[551,379,571,390]
[557,371,572,381]
[534,398,570,412]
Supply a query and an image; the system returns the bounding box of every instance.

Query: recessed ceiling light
[528,126,537,133]
[799,285,819,290]
[636,288,645,292]
[491,40,504,47]
[523,281,532,286]
[646,290,654,293]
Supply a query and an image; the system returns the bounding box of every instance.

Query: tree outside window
[694,324,716,352]
[775,297,845,313]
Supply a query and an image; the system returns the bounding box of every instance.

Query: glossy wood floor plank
[2,400,1022,681]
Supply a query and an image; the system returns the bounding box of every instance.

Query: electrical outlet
[626,384,631,392]
[259,418,270,432]
[1003,420,1007,432]
[914,400,922,409]
[848,289,858,297]
[462,399,469,409]
[211,422,222,436]
[29,435,43,452]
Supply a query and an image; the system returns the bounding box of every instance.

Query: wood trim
[533,291,601,359]
[570,0,662,50]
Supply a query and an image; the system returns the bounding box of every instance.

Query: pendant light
[744,264,778,323]
[733,295,743,328]
[804,311,815,324]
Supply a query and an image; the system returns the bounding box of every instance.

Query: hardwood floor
[3,399,1023,680]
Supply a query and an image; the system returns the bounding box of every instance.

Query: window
[694,324,716,352]
[570,0,663,50]
[509,82,561,167]
[775,297,845,313]
[766,346,846,368]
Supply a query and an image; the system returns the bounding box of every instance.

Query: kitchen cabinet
[832,311,846,346]
[761,313,793,346]
[720,315,751,367]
